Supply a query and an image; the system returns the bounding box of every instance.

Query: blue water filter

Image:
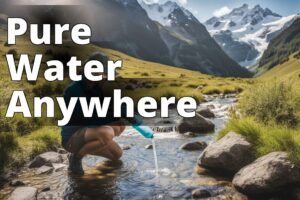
[131,115,154,139]
[133,125,154,139]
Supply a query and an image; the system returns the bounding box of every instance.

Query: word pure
[8,18,91,45]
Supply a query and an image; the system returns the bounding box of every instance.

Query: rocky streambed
[1,94,299,200]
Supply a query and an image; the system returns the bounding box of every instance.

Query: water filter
[131,115,154,139]
[133,125,154,139]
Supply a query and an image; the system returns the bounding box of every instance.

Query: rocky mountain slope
[205,4,298,67]
[257,18,300,74]
[139,0,251,77]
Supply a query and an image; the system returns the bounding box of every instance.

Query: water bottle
[133,125,154,139]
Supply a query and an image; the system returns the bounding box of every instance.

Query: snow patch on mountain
[205,4,298,67]
[139,0,193,26]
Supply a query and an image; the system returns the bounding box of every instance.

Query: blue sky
[143,0,300,22]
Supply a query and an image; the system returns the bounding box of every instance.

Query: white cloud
[213,6,232,17]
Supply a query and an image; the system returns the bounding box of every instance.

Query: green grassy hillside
[259,54,300,83]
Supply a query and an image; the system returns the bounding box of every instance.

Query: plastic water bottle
[133,125,154,139]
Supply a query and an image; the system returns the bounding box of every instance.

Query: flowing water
[152,139,159,176]
[0,96,245,200]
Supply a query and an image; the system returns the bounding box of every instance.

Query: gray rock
[121,144,131,150]
[56,148,67,154]
[198,132,253,173]
[233,152,300,195]
[9,180,25,187]
[9,187,38,200]
[191,188,212,199]
[178,114,215,134]
[29,152,63,168]
[52,163,67,172]
[183,132,197,137]
[145,144,153,149]
[40,186,51,192]
[36,166,53,175]
[180,141,207,151]
[196,108,215,118]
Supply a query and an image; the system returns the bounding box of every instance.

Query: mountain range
[204,4,299,67]
[137,0,251,77]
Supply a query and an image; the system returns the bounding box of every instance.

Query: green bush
[15,119,34,135]
[0,132,18,172]
[239,81,300,126]
[219,117,300,166]
[32,83,54,97]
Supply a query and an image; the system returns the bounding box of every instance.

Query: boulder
[198,132,253,173]
[196,108,215,118]
[36,166,53,175]
[233,152,300,195]
[180,141,207,151]
[9,187,38,200]
[52,163,67,172]
[191,188,212,199]
[9,180,25,187]
[178,114,215,134]
[29,152,63,168]
[145,144,153,149]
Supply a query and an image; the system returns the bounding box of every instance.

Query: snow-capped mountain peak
[204,4,297,67]
[139,0,193,26]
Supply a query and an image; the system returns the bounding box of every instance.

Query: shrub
[219,117,300,166]
[15,119,34,135]
[239,81,300,126]
[0,132,18,172]
[141,72,149,77]
[32,83,54,97]
[169,82,183,87]
[202,87,221,95]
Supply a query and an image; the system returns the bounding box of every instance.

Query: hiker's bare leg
[78,125,125,160]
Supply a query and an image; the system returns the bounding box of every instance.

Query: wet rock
[0,171,17,184]
[198,132,253,173]
[207,104,215,110]
[191,188,212,199]
[29,152,63,168]
[52,163,67,172]
[183,132,197,137]
[36,166,53,175]
[197,108,215,118]
[9,187,38,200]
[233,152,300,195]
[125,84,136,90]
[9,180,25,187]
[56,148,67,154]
[37,191,56,200]
[40,186,51,192]
[145,144,153,149]
[180,141,207,151]
[120,144,131,150]
[178,114,215,134]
